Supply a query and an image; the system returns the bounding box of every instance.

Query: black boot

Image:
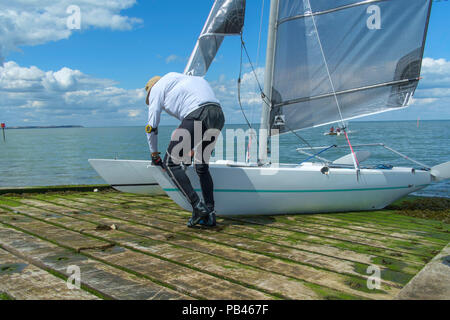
[199,205,216,227]
[199,211,216,227]
[187,201,211,228]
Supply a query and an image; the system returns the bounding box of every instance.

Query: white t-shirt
[146,72,220,153]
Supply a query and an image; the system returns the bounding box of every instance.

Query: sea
[0,120,449,198]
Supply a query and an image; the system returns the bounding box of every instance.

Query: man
[145,72,225,228]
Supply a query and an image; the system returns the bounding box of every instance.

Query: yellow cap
[145,76,161,105]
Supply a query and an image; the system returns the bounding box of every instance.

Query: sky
[0,0,449,127]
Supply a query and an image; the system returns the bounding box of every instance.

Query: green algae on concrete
[386,196,450,224]
[0,199,359,299]
[0,246,99,300]
[0,185,110,196]
[20,195,407,291]
[0,188,449,300]
[0,226,190,300]
[0,292,14,300]
[38,194,449,281]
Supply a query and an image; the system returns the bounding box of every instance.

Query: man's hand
[151,152,163,168]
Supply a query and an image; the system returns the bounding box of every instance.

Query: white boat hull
[148,162,432,216]
[89,159,433,216]
[89,159,164,195]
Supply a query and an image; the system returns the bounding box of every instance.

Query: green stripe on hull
[163,184,430,194]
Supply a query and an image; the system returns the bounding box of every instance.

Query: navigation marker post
[1,123,5,142]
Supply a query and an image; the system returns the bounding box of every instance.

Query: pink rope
[344,130,360,168]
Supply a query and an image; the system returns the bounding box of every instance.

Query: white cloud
[209,67,265,123]
[422,58,450,75]
[413,58,450,102]
[165,54,181,64]
[2,57,449,127]
[126,109,142,118]
[417,57,450,89]
[0,0,141,62]
[0,61,146,126]
[0,60,266,126]
[410,97,437,105]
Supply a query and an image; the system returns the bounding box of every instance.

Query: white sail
[184,0,246,77]
[269,0,432,134]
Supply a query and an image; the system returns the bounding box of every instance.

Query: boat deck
[0,188,449,300]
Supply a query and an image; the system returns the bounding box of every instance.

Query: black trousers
[163,104,225,210]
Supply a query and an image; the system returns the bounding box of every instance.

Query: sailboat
[90,0,449,215]
[324,123,354,136]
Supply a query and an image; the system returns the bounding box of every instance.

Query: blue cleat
[199,210,216,227]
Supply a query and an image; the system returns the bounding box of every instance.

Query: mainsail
[269,0,432,134]
[184,0,246,77]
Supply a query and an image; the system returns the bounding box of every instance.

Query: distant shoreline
[5,125,84,130]
[2,119,449,129]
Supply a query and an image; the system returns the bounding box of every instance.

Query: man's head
[145,76,162,105]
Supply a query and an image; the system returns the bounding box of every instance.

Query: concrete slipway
[0,187,448,300]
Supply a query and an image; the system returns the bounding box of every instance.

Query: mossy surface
[0,185,111,195]
[386,196,450,224]
[0,292,14,300]
[0,189,449,300]
[0,198,21,207]
[0,263,28,275]
[304,282,366,300]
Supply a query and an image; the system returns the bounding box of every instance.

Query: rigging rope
[246,0,265,162]
[239,35,319,161]
[306,0,360,172]
[283,122,314,151]
[247,0,265,144]
[238,29,319,162]
[238,34,259,162]
[237,39,255,131]
[240,35,268,103]
[299,145,337,165]
[239,35,315,161]
[255,0,265,69]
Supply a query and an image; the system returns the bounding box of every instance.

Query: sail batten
[269,0,432,135]
[278,0,387,25]
[273,78,419,109]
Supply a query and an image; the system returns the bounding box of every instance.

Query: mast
[258,0,279,163]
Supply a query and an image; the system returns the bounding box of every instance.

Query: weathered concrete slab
[52,195,425,283]
[33,195,412,289]
[0,189,449,300]
[0,226,191,300]
[104,193,444,258]
[1,197,348,299]
[9,197,379,298]
[0,248,97,300]
[397,244,450,300]
[0,211,274,300]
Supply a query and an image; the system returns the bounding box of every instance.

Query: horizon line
[3,118,450,129]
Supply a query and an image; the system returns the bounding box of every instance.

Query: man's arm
[148,134,162,165]
[146,85,164,165]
